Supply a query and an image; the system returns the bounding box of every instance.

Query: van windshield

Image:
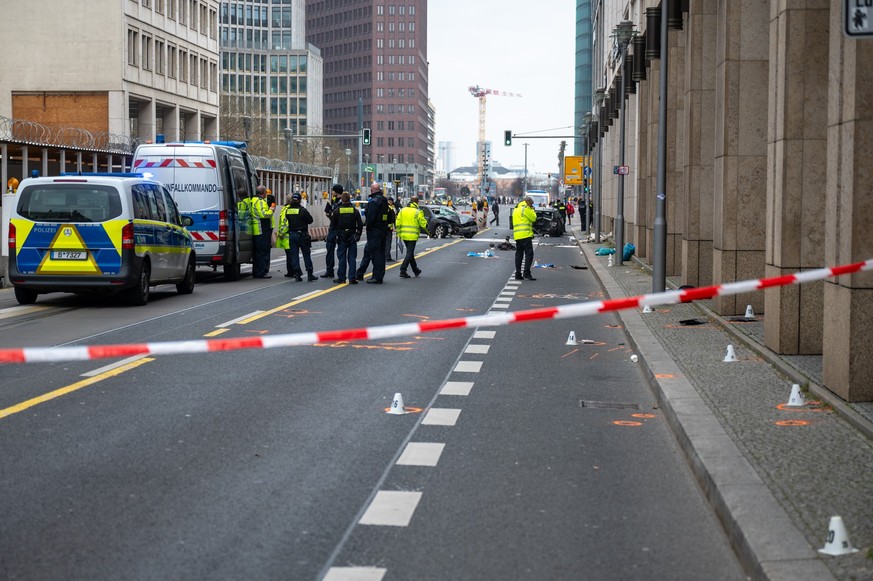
[16,185,122,223]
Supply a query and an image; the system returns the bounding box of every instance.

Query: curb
[572,228,835,581]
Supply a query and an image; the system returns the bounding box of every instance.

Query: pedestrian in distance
[276,192,316,281]
[384,196,397,262]
[321,184,343,279]
[354,182,390,284]
[489,199,500,226]
[566,200,575,225]
[250,185,274,278]
[331,192,364,284]
[511,196,537,281]
[396,196,428,279]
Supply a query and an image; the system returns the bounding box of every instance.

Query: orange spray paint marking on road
[384,406,423,414]
[655,373,677,379]
[632,413,657,419]
[589,353,600,360]
[775,420,810,427]
[613,420,643,427]
[776,403,827,412]
[562,349,579,358]
[402,314,430,320]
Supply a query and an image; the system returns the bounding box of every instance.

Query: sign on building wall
[564,156,584,185]
[844,1,873,37]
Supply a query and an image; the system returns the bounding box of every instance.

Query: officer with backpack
[331,192,364,284]
[276,193,316,281]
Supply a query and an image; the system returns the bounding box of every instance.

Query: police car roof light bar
[59,172,146,178]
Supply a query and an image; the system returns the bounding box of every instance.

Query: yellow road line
[204,328,230,337]
[0,357,154,420]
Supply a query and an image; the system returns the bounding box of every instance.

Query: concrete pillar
[682,0,717,287]
[634,66,650,258]
[21,146,28,177]
[822,5,873,402]
[665,24,686,276]
[139,99,156,142]
[764,1,829,355]
[712,0,769,315]
[645,59,661,262]
[163,106,180,142]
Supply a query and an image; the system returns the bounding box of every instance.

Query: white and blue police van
[132,141,258,280]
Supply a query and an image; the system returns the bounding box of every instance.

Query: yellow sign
[564,156,584,185]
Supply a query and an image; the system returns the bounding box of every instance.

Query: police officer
[250,186,274,278]
[554,198,567,224]
[321,184,344,279]
[511,196,537,281]
[384,196,398,262]
[396,196,428,279]
[276,192,316,281]
[331,192,364,284]
[355,182,390,284]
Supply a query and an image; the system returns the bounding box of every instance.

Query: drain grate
[579,400,640,410]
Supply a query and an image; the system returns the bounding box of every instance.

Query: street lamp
[612,20,637,266]
[593,87,606,245]
[242,116,252,144]
[283,126,295,163]
[582,111,594,233]
[323,146,331,164]
[344,148,352,192]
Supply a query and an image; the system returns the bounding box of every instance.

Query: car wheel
[126,261,151,306]
[223,261,241,281]
[14,287,38,305]
[464,233,474,239]
[176,256,196,295]
[434,224,448,238]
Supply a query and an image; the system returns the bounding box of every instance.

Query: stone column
[645,58,660,261]
[665,24,686,276]
[764,1,829,355]
[682,0,717,287]
[634,61,650,258]
[822,5,873,402]
[712,0,769,315]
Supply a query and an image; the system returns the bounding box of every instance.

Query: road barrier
[1,259,870,364]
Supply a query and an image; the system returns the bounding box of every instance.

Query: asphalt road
[0,227,746,580]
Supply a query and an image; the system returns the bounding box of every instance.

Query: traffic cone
[786,384,806,407]
[818,516,859,556]
[566,331,577,346]
[744,304,755,319]
[387,392,409,415]
[723,344,738,362]
[642,304,653,314]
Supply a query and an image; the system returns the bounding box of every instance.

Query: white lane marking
[358,490,422,526]
[292,289,322,300]
[216,311,264,327]
[81,354,150,377]
[500,290,516,296]
[465,344,490,354]
[323,567,386,581]
[440,381,474,396]
[396,442,446,466]
[422,408,462,426]
[454,360,483,373]
[0,305,51,320]
[494,298,512,303]
[489,303,510,309]
[473,330,496,339]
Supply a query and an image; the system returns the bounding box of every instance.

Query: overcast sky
[427,0,577,174]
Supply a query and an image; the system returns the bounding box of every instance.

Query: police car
[7,173,196,306]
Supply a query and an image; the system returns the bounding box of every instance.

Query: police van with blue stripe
[7,173,196,306]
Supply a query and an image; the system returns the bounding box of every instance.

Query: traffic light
[362,128,371,146]
[504,130,512,146]
[583,178,589,193]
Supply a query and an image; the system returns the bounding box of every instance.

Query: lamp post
[583,111,593,233]
[242,116,252,144]
[653,1,669,292]
[612,20,636,266]
[344,148,352,192]
[283,127,295,163]
[594,88,606,245]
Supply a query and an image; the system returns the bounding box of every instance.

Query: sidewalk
[567,224,873,581]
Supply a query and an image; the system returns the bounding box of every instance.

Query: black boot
[307,271,317,282]
[320,271,334,279]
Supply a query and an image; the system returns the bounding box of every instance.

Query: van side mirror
[181,216,194,227]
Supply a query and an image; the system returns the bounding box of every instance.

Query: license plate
[51,250,87,260]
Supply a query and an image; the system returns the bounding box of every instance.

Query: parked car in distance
[419,205,478,238]
[533,207,565,237]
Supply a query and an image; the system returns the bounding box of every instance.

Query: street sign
[845,1,873,37]
[563,155,584,185]
[364,165,375,172]
[613,166,630,175]
[583,166,592,177]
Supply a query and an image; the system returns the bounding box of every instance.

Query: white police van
[7,173,195,305]
[132,141,258,280]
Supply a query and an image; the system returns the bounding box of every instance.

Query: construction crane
[468,85,522,195]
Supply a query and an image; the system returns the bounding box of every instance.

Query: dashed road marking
[422,408,462,426]
[454,360,483,373]
[216,311,264,327]
[358,490,422,526]
[81,354,150,377]
[473,330,496,339]
[396,442,446,466]
[465,344,490,354]
[440,381,474,396]
[323,567,386,581]
[489,303,510,309]
[500,290,516,296]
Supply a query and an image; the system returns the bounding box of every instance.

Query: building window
[156,0,164,14]
[168,0,176,20]
[409,22,414,32]
[190,54,198,85]
[179,49,188,82]
[409,5,415,15]
[128,29,139,66]
[377,5,383,15]
[155,40,165,74]
[142,35,152,70]
[168,45,177,78]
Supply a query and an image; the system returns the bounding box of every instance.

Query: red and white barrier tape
[2,259,871,364]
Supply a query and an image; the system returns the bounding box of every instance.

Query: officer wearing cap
[355,182,390,284]
[511,196,537,281]
[250,185,274,278]
[276,192,316,281]
[321,184,343,279]
[330,192,364,284]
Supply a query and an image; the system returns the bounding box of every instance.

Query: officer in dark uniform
[278,193,316,281]
[321,184,343,279]
[331,192,364,284]
[355,182,390,284]
[555,199,567,224]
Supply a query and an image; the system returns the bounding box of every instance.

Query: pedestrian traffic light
[362,128,371,146]
[504,130,512,146]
